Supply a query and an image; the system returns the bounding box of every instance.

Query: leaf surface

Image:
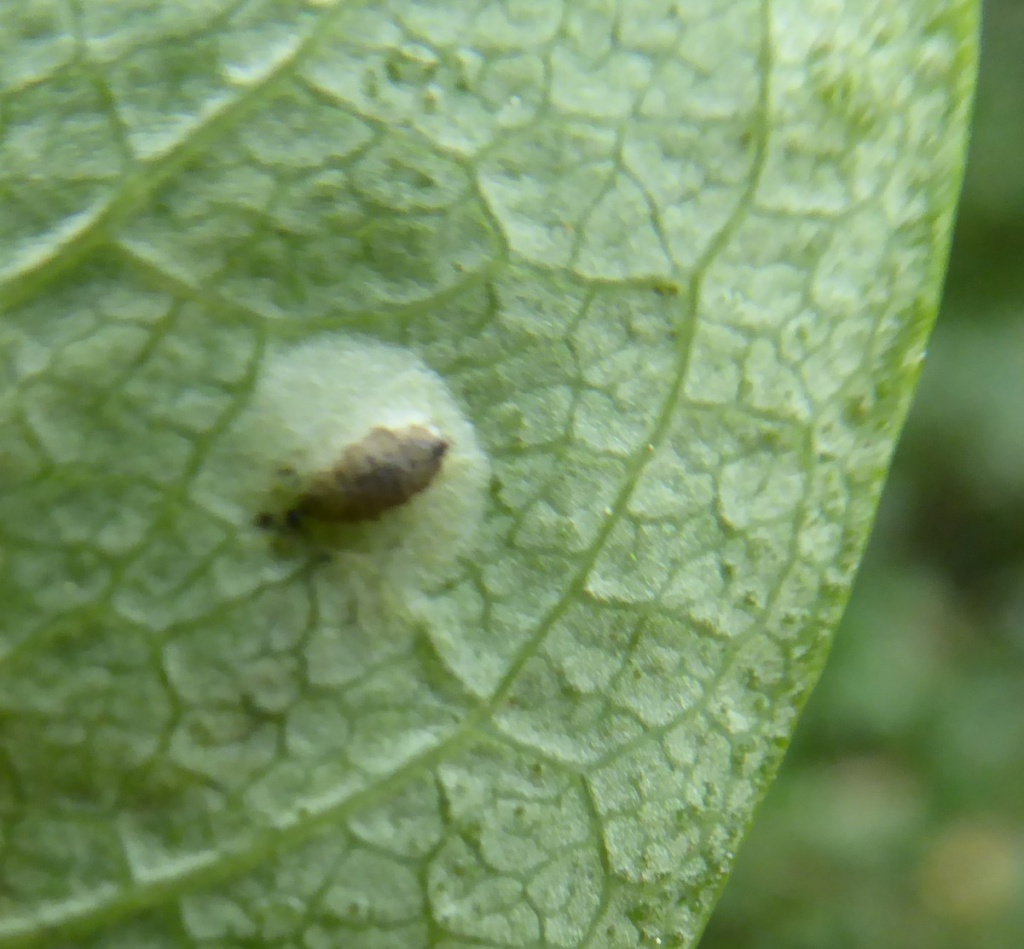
[0,1,976,947]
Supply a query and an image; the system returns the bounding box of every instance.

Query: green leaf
[0,1,977,947]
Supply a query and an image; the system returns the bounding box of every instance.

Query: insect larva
[261,424,450,530]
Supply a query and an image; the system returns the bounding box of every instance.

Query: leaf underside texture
[0,1,976,947]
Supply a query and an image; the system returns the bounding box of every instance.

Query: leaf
[0,1,976,947]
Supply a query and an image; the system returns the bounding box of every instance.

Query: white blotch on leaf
[198,335,488,600]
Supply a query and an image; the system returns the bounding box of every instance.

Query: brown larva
[259,424,450,531]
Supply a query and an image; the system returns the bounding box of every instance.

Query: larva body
[288,424,449,525]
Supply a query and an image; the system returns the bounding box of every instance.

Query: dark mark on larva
[257,424,450,531]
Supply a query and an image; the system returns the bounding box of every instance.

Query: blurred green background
[702,3,1024,947]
